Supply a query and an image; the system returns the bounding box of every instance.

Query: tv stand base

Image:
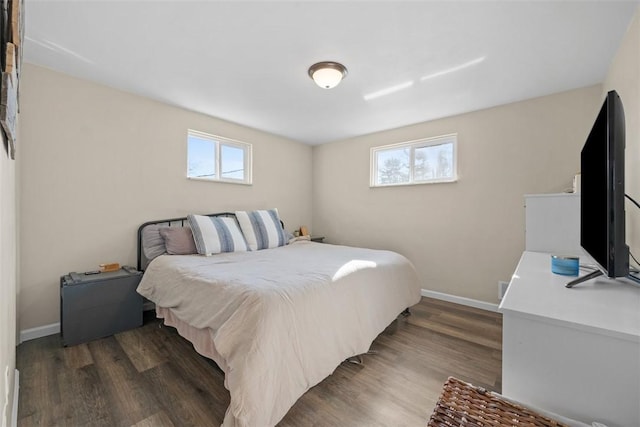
[565,269,603,288]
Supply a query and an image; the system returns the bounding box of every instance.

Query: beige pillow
[159,227,197,255]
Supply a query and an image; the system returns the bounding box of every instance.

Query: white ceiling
[24,1,638,145]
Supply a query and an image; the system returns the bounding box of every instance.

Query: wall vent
[498,281,510,300]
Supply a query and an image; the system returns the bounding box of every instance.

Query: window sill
[370,178,458,188]
[187,177,253,186]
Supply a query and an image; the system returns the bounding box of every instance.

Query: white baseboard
[18,294,497,343]
[421,289,499,313]
[20,289,498,343]
[11,370,17,427]
[19,323,60,343]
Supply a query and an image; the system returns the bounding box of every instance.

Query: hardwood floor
[17,297,502,426]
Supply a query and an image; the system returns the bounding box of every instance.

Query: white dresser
[500,251,640,427]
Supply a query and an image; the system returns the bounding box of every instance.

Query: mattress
[137,240,421,426]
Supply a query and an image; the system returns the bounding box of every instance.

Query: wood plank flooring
[17,297,502,426]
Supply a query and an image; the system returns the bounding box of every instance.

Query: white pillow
[235,209,287,251]
[187,214,248,255]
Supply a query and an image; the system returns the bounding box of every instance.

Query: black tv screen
[580,90,629,279]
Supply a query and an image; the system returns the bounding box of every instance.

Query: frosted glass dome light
[308,61,348,89]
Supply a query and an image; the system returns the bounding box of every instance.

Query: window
[187,130,252,184]
[370,134,457,187]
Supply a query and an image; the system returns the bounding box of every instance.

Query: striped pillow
[235,209,287,251]
[187,214,248,255]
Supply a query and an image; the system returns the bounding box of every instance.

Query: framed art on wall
[0,0,22,159]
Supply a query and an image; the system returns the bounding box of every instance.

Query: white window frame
[370,133,458,187]
[187,130,253,185]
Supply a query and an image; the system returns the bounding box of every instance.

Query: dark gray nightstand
[60,267,143,346]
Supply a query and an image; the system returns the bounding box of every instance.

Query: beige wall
[312,86,602,303]
[18,64,313,330]
[0,133,16,426]
[17,5,639,332]
[603,5,640,259]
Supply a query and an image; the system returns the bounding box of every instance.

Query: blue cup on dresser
[551,255,579,276]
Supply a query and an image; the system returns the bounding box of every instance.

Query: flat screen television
[566,90,629,288]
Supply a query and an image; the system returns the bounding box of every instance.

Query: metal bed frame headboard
[136,212,286,271]
[137,212,235,272]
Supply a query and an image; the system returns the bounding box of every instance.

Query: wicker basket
[427,377,569,427]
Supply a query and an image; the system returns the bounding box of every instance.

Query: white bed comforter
[137,241,421,427]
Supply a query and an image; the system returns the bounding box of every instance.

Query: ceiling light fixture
[308,61,348,89]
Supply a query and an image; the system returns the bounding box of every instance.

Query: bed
[136,212,421,427]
